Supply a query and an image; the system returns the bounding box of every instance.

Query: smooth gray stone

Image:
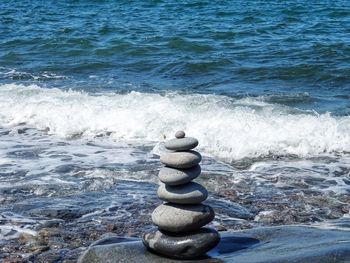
[175,131,185,139]
[160,150,202,169]
[157,182,208,204]
[159,165,201,186]
[152,203,214,232]
[164,137,198,151]
[142,228,220,259]
[78,225,350,263]
[78,238,222,263]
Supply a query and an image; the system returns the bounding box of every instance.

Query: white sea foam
[0,67,67,80]
[0,83,349,161]
[0,225,37,240]
[0,212,38,240]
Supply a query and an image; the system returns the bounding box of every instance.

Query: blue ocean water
[0,1,350,261]
[1,0,350,114]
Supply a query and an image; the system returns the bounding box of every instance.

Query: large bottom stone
[142,228,220,259]
[78,225,350,263]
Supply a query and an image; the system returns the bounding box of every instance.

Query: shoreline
[1,174,349,262]
[78,225,350,263]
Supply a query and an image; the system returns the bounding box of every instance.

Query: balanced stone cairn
[142,131,220,259]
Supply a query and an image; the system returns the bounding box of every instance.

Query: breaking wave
[0,84,349,161]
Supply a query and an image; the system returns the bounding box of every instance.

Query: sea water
[0,0,349,260]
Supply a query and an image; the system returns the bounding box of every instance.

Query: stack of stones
[143,131,220,259]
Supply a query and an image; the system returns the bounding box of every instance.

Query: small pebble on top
[175,130,185,139]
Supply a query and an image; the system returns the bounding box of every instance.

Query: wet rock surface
[143,228,220,259]
[157,182,208,204]
[1,137,350,262]
[152,203,215,232]
[78,226,350,263]
[158,165,201,185]
[164,137,199,151]
[160,150,202,168]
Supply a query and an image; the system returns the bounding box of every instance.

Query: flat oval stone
[164,137,198,151]
[157,182,208,204]
[160,150,201,169]
[152,203,214,233]
[175,130,185,139]
[142,228,220,260]
[158,165,201,186]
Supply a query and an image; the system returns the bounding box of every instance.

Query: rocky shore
[1,177,350,262]
[79,225,350,263]
[1,142,349,262]
[77,132,350,263]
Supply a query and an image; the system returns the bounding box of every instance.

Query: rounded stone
[175,130,185,139]
[157,182,208,204]
[142,228,220,260]
[152,203,215,233]
[158,165,201,186]
[164,137,198,151]
[160,150,201,169]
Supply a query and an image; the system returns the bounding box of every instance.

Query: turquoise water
[0,1,350,261]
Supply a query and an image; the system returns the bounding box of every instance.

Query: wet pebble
[157,182,208,204]
[152,203,215,232]
[175,130,185,139]
[158,165,201,186]
[143,228,220,259]
[160,150,201,169]
[164,137,198,151]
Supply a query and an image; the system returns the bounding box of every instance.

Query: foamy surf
[0,83,349,161]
